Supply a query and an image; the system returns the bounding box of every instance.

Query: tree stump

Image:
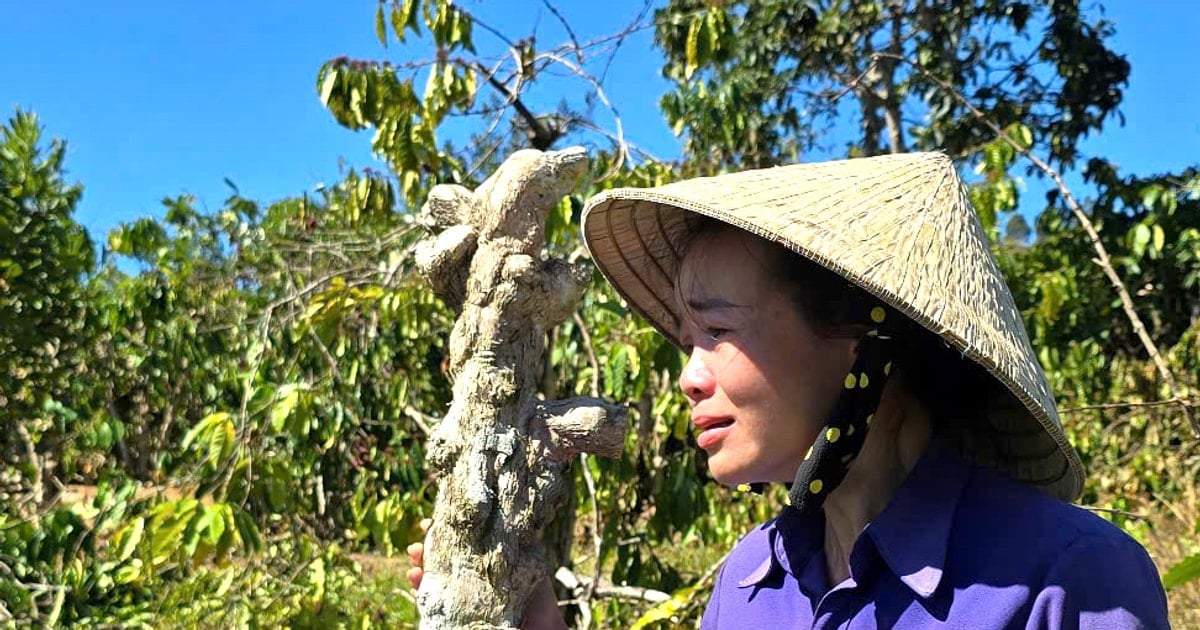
[413,147,627,629]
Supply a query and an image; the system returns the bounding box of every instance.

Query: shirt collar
[864,439,970,598]
[734,440,970,599]
[735,505,823,589]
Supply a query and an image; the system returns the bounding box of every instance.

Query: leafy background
[2,1,1199,627]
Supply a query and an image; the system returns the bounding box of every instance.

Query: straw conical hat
[581,151,1083,501]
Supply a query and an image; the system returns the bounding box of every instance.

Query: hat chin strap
[785,328,894,516]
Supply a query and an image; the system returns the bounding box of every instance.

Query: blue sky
[2,1,1197,244]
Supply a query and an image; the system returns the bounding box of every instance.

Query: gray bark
[413,147,628,629]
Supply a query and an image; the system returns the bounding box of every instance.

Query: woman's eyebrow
[686,297,749,312]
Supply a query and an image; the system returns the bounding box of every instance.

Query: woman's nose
[679,350,715,402]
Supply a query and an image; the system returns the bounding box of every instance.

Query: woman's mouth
[694,417,734,450]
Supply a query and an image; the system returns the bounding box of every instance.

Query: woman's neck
[821,380,932,586]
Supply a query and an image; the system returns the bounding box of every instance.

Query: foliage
[1,111,441,625]
[1165,551,1200,591]
[656,0,1129,170]
[0,109,95,513]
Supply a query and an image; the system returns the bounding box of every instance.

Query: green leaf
[1164,552,1200,589]
[112,559,144,586]
[180,411,236,472]
[1131,223,1152,258]
[631,582,704,629]
[401,0,420,34]
[684,17,702,81]
[1141,185,1161,209]
[148,499,199,565]
[112,517,145,562]
[270,383,309,433]
[390,1,409,41]
[205,503,228,550]
[1011,123,1033,150]
[1152,224,1166,253]
[375,4,387,47]
[233,507,262,553]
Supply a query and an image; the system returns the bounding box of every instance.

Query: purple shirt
[701,441,1169,629]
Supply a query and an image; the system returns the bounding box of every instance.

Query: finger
[419,517,432,533]
[407,542,424,566]
[407,566,423,591]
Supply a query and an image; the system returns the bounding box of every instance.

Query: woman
[412,152,1170,628]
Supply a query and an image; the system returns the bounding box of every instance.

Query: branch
[471,60,563,150]
[1060,397,1200,414]
[15,422,41,518]
[402,404,437,436]
[1081,505,1148,521]
[554,567,669,604]
[572,312,601,398]
[537,52,629,172]
[579,453,603,613]
[596,0,655,83]
[541,0,584,66]
[872,51,1197,435]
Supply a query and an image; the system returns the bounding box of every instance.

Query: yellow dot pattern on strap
[847,424,856,436]
[809,479,824,494]
[871,307,887,323]
[866,413,874,425]
[859,373,870,388]
[826,427,841,443]
[884,361,893,376]
[844,373,857,389]
[804,445,814,460]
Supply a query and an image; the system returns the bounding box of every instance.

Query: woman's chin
[708,456,789,487]
[707,461,750,487]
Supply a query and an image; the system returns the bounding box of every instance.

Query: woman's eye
[705,328,729,340]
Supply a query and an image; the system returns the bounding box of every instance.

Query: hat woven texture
[581,151,1083,501]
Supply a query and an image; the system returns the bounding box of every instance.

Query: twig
[578,453,604,620]
[537,51,629,172]
[15,423,41,519]
[402,404,437,435]
[597,0,655,84]
[471,60,562,150]
[554,567,669,604]
[541,0,584,66]
[1081,505,1148,521]
[872,51,1197,435]
[468,14,520,51]
[573,312,601,398]
[1060,397,1199,414]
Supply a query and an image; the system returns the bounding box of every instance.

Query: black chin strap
[786,321,894,516]
[734,305,895,519]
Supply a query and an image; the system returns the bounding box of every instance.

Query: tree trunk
[412,147,627,629]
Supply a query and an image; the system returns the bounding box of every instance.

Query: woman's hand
[405,518,567,630]
[404,518,432,590]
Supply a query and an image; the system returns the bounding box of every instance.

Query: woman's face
[676,227,859,485]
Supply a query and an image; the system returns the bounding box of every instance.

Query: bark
[413,147,628,629]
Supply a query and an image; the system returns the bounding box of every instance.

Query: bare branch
[597,0,655,83]
[573,312,602,398]
[554,567,669,604]
[541,0,584,66]
[1060,398,1199,414]
[1081,505,1148,521]
[537,52,629,172]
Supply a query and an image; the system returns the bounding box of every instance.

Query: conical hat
[581,151,1083,501]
